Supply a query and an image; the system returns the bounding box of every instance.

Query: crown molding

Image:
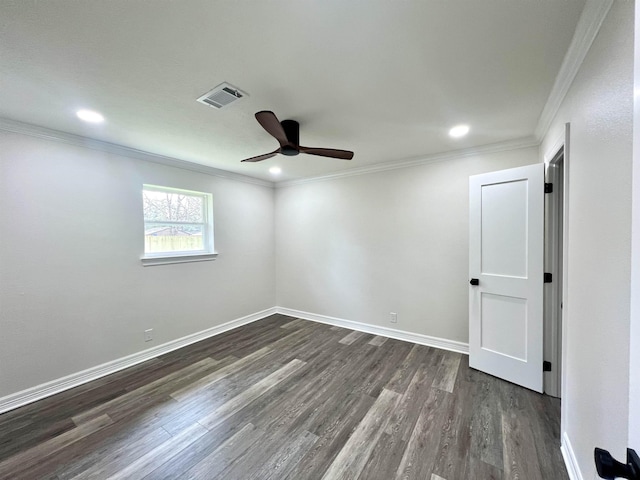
[0,117,274,188]
[534,0,614,140]
[0,1,611,190]
[276,136,539,188]
[1,117,539,189]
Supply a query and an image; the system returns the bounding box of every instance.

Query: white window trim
[141,184,215,266]
[141,252,218,267]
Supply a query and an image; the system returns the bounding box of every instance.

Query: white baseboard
[0,307,277,415]
[0,306,469,414]
[276,307,469,355]
[561,431,584,480]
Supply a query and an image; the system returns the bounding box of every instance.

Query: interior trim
[276,137,539,188]
[141,252,219,266]
[0,117,274,188]
[561,431,584,480]
[0,305,470,415]
[0,117,539,189]
[535,0,615,139]
[0,307,277,415]
[276,306,469,355]
[0,3,612,191]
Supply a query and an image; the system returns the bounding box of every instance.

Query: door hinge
[544,272,553,283]
[545,182,553,193]
[543,361,552,372]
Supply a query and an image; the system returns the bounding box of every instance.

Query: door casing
[543,149,564,398]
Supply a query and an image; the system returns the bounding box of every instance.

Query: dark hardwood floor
[0,314,567,479]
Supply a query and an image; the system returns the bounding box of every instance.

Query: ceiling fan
[241,111,354,163]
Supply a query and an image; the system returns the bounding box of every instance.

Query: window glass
[143,185,213,256]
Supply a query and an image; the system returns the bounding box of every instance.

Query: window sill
[140,252,218,267]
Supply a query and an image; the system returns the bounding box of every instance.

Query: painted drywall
[540,0,633,475]
[275,147,538,344]
[0,132,276,398]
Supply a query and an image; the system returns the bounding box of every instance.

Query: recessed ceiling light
[449,124,470,138]
[269,166,282,175]
[76,109,104,123]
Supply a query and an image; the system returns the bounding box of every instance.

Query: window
[141,185,216,265]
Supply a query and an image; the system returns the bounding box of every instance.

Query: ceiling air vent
[196,82,247,109]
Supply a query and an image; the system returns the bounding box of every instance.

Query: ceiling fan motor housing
[281,119,300,155]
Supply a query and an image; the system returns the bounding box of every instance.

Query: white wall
[540,0,633,476]
[0,132,276,398]
[275,147,538,344]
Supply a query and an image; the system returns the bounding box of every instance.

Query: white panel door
[469,163,545,392]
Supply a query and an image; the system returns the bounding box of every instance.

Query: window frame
[140,184,217,266]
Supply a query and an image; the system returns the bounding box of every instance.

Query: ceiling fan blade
[299,146,354,160]
[240,149,280,163]
[255,111,290,147]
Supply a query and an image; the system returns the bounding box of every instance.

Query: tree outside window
[142,185,213,255]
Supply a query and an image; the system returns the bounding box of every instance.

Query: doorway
[544,149,564,398]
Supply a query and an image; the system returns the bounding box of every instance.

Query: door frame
[544,148,564,398]
[543,124,571,434]
[629,0,639,448]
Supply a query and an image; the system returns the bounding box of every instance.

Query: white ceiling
[0,0,585,182]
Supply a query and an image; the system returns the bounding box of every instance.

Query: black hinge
[545,183,553,193]
[544,273,553,283]
[543,361,552,372]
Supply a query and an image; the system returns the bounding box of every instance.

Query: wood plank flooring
[0,314,567,479]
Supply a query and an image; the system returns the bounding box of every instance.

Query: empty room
[1,1,638,479]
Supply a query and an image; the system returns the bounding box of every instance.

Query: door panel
[469,163,544,392]
[481,180,528,277]
[480,293,527,360]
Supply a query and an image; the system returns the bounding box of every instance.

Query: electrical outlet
[144,329,153,342]
[390,312,398,323]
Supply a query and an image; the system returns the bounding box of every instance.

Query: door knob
[594,448,640,479]
[470,278,479,286]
